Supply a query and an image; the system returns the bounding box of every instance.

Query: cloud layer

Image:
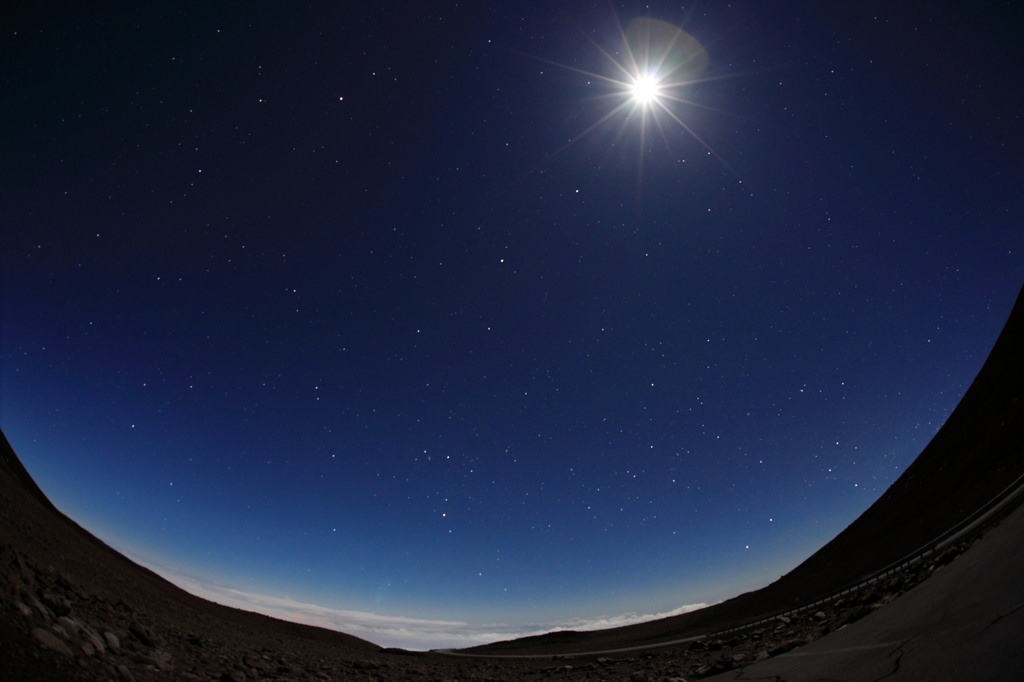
[145,563,705,650]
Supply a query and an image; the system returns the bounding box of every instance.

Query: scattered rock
[57,615,82,636]
[104,631,122,653]
[40,591,72,616]
[766,638,809,657]
[693,658,734,679]
[934,548,959,568]
[82,626,107,653]
[243,652,269,672]
[129,621,156,647]
[858,588,881,606]
[30,595,54,622]
[134,650,173,672]
[845,605,873,624]
[14,555,37,587]
[54,572,78,593]
[32,626,73,656]
[118,664,137,682]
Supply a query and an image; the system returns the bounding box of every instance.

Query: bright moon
[531,17,726,175]
[631,75,660,104]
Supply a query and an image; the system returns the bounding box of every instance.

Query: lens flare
[527,17,733,179]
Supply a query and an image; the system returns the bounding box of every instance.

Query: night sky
[2,0,1022,649]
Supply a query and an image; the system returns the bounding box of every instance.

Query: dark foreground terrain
[2,287,1022,682]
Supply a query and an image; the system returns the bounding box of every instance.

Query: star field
[2,0,1023,648]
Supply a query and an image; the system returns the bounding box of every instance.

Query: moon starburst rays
[530,17,728,180]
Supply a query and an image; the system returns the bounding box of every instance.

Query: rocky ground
[0,527,982,682]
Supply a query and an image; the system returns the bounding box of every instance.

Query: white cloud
[138,561,706,651]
